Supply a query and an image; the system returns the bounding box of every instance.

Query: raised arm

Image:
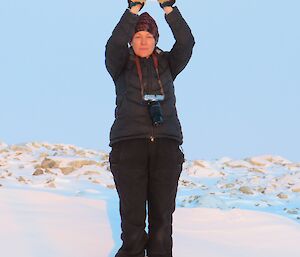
[105,2,144,81]
[159,1,195,80]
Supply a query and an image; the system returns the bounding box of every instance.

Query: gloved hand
[157,0,175,9]
[128,0,146,11]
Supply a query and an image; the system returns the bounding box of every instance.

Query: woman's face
[131,31,156,58]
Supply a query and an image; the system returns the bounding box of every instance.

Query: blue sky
[1,0,299,161]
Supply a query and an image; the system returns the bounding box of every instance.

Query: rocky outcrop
[239,186,254,195]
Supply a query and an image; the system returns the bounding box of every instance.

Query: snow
[0,188,109,257]
[1,188,300,257]
[1,141,300,256]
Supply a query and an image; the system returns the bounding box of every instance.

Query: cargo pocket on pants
[109,142,122,177]
[177,146,185,165]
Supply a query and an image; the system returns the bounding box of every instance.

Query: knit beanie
[134,12,159,43]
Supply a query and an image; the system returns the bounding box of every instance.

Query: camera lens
[148,101,163,126]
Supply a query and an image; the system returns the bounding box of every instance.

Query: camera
[143,94,165,126]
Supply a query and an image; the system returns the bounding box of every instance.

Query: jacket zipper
[144,57,158,143]
[150,125,155,142]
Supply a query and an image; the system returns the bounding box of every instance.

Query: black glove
[158,0,175,9]
[128,0,146,10]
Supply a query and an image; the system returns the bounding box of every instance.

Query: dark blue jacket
[105,7,195,146]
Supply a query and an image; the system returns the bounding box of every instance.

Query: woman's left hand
[157,0,175,8]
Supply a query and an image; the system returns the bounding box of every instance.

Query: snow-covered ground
[1,141,300,256]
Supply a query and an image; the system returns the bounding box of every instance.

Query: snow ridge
[0,141,299,222]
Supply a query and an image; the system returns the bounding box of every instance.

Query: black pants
[109,138,184,257]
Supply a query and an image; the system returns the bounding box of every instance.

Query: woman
[105,0,195,256]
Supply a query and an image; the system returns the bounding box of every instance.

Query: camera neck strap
[134,52,165,99]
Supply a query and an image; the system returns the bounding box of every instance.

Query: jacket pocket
[115,95,126,118]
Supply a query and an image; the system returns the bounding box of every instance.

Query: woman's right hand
[128,0,146,14]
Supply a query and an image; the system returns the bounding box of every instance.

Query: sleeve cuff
[165,6,182,23]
